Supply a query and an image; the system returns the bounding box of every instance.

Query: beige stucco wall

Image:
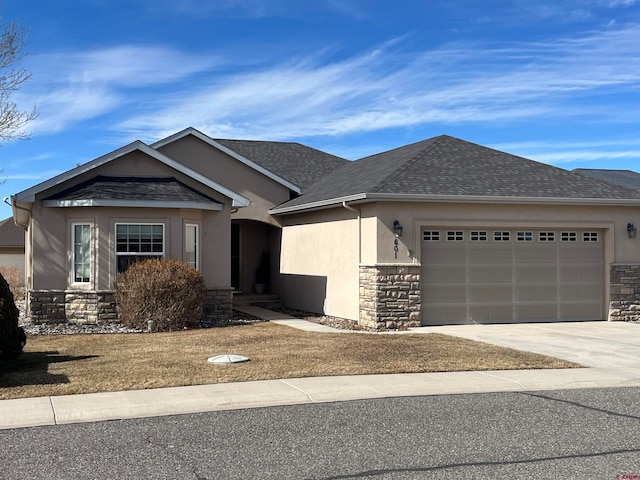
[0,248,25,282]
[156,135,292,226]
[280,208,360,320]
[27,150,234,292]
[29,204,231,291]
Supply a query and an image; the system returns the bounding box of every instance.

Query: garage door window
[494,231,510,241]
[561,232,577,242]
[447,231,464,241]
[470,231,487,241]
[539,232,555,242]
[517,231,533,242]
[423,231,440,241]
[583,232,599,242]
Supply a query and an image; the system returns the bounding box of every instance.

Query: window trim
[184,223,200,271]
[115,222,165,273]
[72,222,92,285]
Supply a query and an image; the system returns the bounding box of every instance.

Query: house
[0,216,26,281]
[573,169,640,192]
[11,129,640,327]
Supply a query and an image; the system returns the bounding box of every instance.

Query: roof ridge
[369,135,448,193]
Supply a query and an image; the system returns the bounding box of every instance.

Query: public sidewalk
[2,308,639,430]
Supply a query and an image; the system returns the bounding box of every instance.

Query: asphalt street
[1,387,639,480]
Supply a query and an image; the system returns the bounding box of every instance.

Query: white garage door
[421,228,604,325]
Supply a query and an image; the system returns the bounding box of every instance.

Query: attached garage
[421,228,604,325]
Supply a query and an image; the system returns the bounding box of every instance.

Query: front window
[184,223,199,270]
[73,223,91,283]
[116,223,164,273]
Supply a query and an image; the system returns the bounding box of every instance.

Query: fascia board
[270,192,640,215]
[365,193,640,206]
[43,199,224,211]
[151,127,302,194]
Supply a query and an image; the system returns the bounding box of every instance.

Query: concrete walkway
[2,309,639,430]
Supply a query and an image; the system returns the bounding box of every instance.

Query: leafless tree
[0,16,36,143]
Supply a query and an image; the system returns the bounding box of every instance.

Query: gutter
[9,195,31,228]
[270,192,640,215]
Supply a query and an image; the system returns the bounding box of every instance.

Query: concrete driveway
[419,321,640,368]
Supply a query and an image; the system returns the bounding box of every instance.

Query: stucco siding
[156,135,291,226]
[28,204,230,292]
[280,208,359,320]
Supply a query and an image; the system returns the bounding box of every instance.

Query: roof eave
[270,192,640,215]
[151,127,302,194]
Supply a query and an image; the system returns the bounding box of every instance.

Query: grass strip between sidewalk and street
[0,322,580,400]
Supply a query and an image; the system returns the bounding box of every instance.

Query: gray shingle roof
[0,217,24,247]
[46,176,220,204]
[275,135,640,211]
[573,169,640,192]
[214,139,349,190]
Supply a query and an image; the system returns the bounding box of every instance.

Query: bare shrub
[0,267,24,301]
[113,259,206,332]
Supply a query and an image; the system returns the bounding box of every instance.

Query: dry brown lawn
[0,322,579,400]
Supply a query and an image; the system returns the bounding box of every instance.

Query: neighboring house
[11,129,640,327]
[573,169,640,192]
[0,217,25,281]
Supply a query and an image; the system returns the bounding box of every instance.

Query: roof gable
[151,128,302,193]
[273,135,640,213]
[13,141,250,208]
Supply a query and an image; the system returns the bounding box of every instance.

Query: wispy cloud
[15,22,640,144]
[492,138,640,164]
[19,46,219,134]
[118,22,640,141]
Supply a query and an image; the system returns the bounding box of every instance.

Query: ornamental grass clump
[114,259,206,332]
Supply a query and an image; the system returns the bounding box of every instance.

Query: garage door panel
[469,266,511,283]
[468,247,512,264]
[422,285,467,303]
[514,248,556,263]
[422,306,467,324]
[469,285,512,303]
[469,305,513,323]
[422,266,466,283]
[516,304,558,321]
[514,265,557,283]
[422,245,466,264]
[515,285,557,302]
[559,284,602,301]
[558,265,601,282]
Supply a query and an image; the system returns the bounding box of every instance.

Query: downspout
[342,201,361,264]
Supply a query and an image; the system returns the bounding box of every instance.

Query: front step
[233,293,283,310]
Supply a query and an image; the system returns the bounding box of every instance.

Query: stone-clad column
[609,265,640,322]
[359,264,421,330]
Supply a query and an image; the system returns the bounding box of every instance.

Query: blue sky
[0,0,639,218]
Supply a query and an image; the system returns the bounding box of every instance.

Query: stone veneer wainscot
[28,288,233,326]
[359,264,421,330]
[609,264,640,322]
